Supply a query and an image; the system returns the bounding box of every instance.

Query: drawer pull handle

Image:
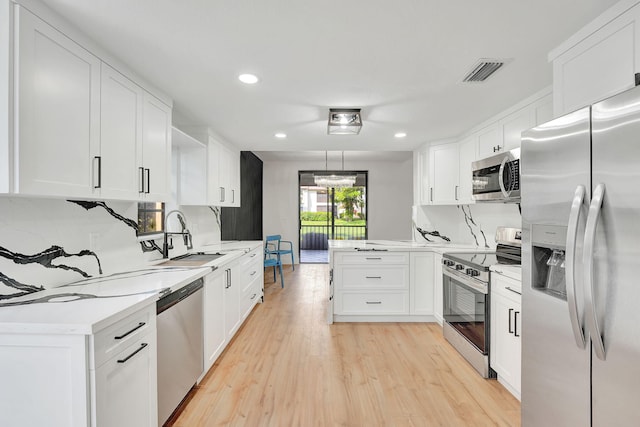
[366,301,382,305]
[505,286,521,295]
[250,271,257,276]
[117,343,148,364]
[366,257,382,260]
[366,276,382,279]
[250,253,257,258]
[251,293,257,300]
[114,322,146,340]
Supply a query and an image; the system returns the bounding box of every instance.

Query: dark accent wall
[221,151,263,240]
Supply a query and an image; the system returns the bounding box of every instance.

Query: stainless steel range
[442,227,521,378]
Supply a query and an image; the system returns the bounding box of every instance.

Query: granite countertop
[328,239,493,254]
[0,241,262,335]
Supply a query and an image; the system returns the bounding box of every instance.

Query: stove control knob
[466,268,480,277]
[443,260,455,267]
[455,264,464,271]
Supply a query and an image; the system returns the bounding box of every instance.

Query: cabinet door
[203,271,226,373]
[433,253,443,324]
[418,148,430,205]
[0,334,89,427]
[553,6,639,116]
[477,126,503,159]
[207,139,222,204]
[457,136,477,204]
[228,148,241,207]
[410,252,435,315]
[15,6,100,197]
[429,143,459,204]
[94,336,157,427]
[141,92,171,201]
[502,108,535,151]
[218,145,232,206]
[224,267,242,340]
[100,63,143,200]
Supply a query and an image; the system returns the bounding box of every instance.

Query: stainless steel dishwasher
[156,278,204,426]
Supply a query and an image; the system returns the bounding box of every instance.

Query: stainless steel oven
[442,256,494,378]
[441,227,521,378]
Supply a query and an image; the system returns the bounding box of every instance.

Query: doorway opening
[298,171,368,263]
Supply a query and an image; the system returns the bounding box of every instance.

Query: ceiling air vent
[462,59,505,83]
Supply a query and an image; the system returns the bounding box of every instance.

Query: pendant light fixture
[314,152,356,188]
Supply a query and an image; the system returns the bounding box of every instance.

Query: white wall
[262,154,413,263]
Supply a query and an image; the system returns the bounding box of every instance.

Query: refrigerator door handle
[566,184,586,349]
[584,183,606,361]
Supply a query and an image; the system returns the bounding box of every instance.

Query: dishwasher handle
[156,278,204,314]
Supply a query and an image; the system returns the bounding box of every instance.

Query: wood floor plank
[172,264,521,426]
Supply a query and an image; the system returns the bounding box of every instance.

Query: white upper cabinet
[141,93,171,201]
[99,63,143,200]
[551,2,640,116]
[457,135,477,204]
[206,138,222,205]
[502,108,535,152]
[14,5,100,198]
[7,4,172,201]
[477,126,503,159]
[429,143,459,204]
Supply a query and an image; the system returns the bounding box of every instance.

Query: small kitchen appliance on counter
[441,227,521,378]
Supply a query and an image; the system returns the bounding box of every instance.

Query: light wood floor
[173,264,521,427]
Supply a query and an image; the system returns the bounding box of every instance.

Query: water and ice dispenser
[531,225,568,300]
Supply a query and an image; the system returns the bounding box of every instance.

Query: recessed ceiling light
[238,73,259,84]
[394,132,407,138]
[275,133,287,139]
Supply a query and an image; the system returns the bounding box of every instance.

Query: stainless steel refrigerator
[521,84,640,426]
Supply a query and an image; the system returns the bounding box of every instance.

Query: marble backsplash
[0,197,221,299]
[414,203,521,248]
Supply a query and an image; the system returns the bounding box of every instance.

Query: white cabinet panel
[490,273,522,399]
[433,253,443,325]
[224,264,242,340]
[457,136,477,204]
[334,252,409,265]
[141,93,171,201]
[206,139,222,204]
[15,5,100,197]
[339,265,409,289]
[429,143,459,204]
[93,335,157,427]
[100,63,143,199]
[477,126,502,159]
[203,270,226,373]
[503,108,535,151]
[410,252,434,315]
[337,291,409,315]
[553,5,640,116]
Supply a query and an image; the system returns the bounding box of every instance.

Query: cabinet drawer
[492,273,522,300]
[240,278,262,319]
[336,291,409,315]
[92,305,155,368]
[334,251,409,265]
[338,265,409,289]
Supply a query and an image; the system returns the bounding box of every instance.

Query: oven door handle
[566,185,586,349]
[443,268,488,294]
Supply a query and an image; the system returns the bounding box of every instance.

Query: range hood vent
[462,59,505,82]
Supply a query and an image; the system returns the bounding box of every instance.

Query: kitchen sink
[157,252,226,267]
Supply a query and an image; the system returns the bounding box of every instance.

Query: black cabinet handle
[139,167,145,193]
[366,301,382,305]
[455,185,458,200]
[114,322,146,340]
[250,271,257,276]
[250,293,257,300]
[505,286,521,295]
[508,308,514,334]
[117,342,148,364]
[365,276,382,279]
[365,257,382,260]
[514,311,520,337]
[145,168,150,194]
[94,156,101,189]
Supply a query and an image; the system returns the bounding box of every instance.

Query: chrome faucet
[163,209,193,258]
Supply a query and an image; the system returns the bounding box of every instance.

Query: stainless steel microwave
[471,148,520,202]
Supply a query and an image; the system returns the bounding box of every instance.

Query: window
[137,202,164,236]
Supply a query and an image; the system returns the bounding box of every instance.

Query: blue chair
[264,241,284,288]
[265,235,295,270]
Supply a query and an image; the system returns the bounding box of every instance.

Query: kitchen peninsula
[328,239,490,324]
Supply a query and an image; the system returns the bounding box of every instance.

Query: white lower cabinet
[203,269,226,374]
[410,252,435,315]
[490,273,522,399]
[0,304,157,427]
[433,253,443,325]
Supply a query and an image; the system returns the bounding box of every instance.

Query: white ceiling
[41,0,619,156]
